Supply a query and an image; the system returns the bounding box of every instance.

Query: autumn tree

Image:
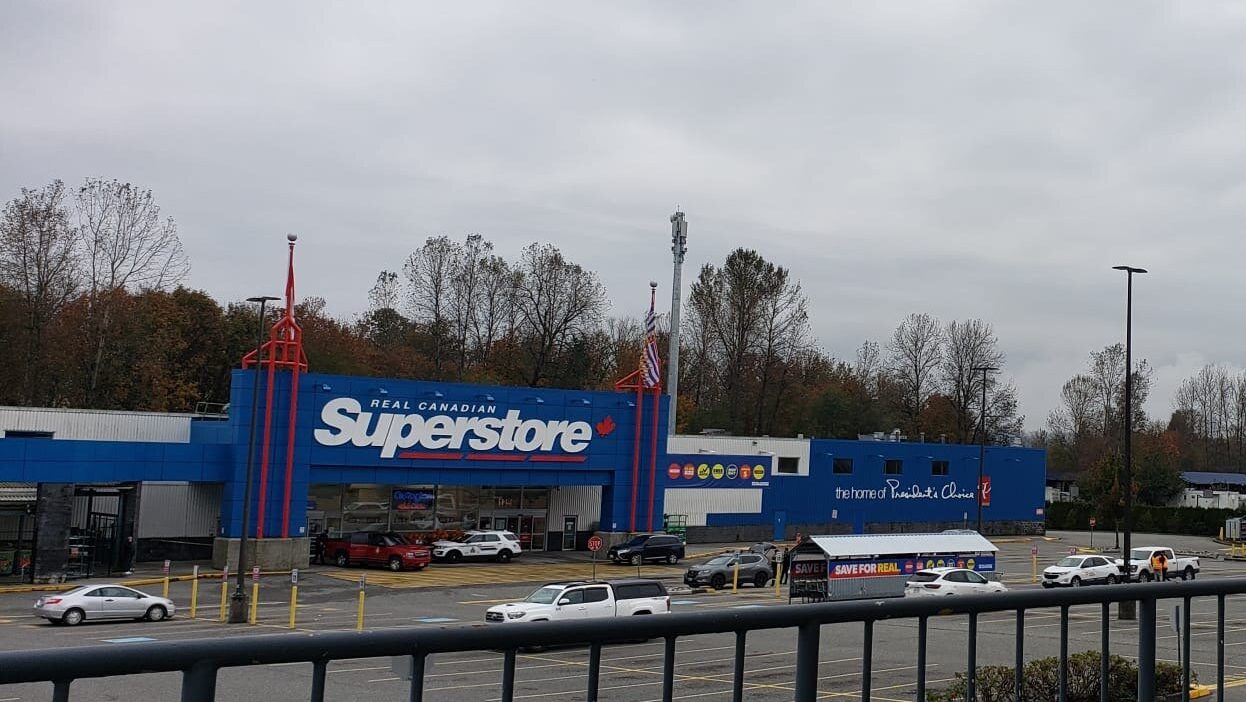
[0,181,80,404]
[508,243,606,387]
[886,313,943,433]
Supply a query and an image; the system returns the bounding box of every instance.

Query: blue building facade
[0,368,1045,577]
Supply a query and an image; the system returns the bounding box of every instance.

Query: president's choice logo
[314,397,597,460]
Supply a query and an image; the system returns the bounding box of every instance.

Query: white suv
[432,530,523,563]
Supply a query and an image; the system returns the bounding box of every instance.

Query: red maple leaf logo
[595,416,616,437]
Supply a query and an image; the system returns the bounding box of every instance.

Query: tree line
[1,177,1236,501]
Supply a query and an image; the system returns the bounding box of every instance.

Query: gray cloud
[4,2,1246,429]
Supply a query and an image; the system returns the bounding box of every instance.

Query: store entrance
[486,513,547,551]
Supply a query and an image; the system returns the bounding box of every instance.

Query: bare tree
[74,179,189,404]
[1048,374,1100,441]
[510,243,606,386]
[368,270,401,311]
[854,340,881,399]
[887,312,944,431]
[402,236,459,378]
[940,319,1006,442]
[469,254,516,369]
[753,273,811,434]
[0,181,80,403]
[448,234,490,380]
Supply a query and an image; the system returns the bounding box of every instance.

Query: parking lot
[1,531,1246,701]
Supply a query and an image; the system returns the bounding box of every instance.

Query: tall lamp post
[228,295,278,623]
[1112,266,1145,621]
[971,365,998,534]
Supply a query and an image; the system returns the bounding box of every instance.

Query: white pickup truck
[485,579,670,624]
[1114,546,1200,582]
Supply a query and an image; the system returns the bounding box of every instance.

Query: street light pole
[971,365,998,534]
[229,295,278,624]
[1112,265,1146,622]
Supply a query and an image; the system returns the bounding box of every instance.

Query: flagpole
[646,283,661,531]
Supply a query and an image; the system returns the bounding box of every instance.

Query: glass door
[530,516,546,551]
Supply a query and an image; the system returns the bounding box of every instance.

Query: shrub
[1045,501,1239,537]
[925,650,1190,701]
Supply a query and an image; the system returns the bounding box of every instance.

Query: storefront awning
[808,532,998,559]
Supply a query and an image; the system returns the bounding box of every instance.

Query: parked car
[484,579,670,623]
[684,553,772,590]
[607,534,685,565]
[904,568,1007,597]
[432,530,523,563]
[1114,546,1200,582]
[323,531,431,571]
[1042,555,1120,587]
[34,585,175,626]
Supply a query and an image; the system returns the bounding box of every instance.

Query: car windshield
[625,536,648,546]
[524,586,563,604]
[1130,549,1154,561]
[704,556,733,566]
[1055,557,1083,567]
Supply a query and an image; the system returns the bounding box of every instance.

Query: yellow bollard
[774,556,782,599]
[248,565,260,625]
[189,565,199,619]
[356,574,366,631]
[732,557,740,593]
[219,566,229,622]
[288,569,299,630]
[161,559,170,598]
[1032,554,1038,584]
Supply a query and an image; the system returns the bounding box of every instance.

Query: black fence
[0,578,1242,702]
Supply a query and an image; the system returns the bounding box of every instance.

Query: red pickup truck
[323,532,431,572]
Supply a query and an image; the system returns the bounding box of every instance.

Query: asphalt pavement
[1,531,1245,701]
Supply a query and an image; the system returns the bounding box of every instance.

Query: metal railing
[1,578,1241,702]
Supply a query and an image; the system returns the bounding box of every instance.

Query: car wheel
[388,557,403,572]
[446,550,462,564]
[62,608,85,626]
[1106,574,1118,585]
[630,554,642,566]
[497,550,512,563]
[753,571,769,588]
[710,573,726,590]
[666,554,677,565]
[146,605,167,622]
[1143,571,1154,583]
[1184,567,1195,581]
[335,552,349,568]
[1071,576,1082,588]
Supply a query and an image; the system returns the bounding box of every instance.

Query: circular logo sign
[697,463,710,480]
[683,464,695,479]
[587,535,604,552]
[726,464,738,479]
[711,463,725,479]
[753,465,766,480]
[668,463,681,480]
[740,464,753,480]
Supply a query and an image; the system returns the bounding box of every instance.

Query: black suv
[608,534,686,565]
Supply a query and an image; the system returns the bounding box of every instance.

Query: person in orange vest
[1156,551,1169,581]
[1149,552,1162,581]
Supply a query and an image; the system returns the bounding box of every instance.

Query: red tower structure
[614,283,664,533]
[241,234,309,539]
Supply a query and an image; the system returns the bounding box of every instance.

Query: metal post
[917,616,927,701]
[588,643,601,702]
[662,636,676,702]
[972,365,997,533]
[311,661,327,702]
[180,660,217,702]
[732,631,746,702]
[1114,265,1145,621]
[501,649,516,702]
[230,295,275,623]
[1101,602,1110,702]
[408,654,425,702]
[967,613,977,702]
[1059,606,1069,702]
[1218,594,1226,702]
[795,622,820,702]
[1016,609,1025,702]
[1183,598,1191,702]
[666,211,686,436]
[1139,596,1157,702]
[862,620,873,702]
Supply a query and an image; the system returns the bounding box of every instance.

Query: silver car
[684,553,773,590]
[34,585,176,626]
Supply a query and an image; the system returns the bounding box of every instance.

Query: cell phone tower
[667,211,687,435]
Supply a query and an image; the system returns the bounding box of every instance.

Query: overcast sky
[3,2,1246,430]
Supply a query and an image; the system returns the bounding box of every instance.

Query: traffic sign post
[588,535,603,581]
[1090,517,1096,549]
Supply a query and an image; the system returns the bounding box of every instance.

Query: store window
[437,486,480,532]
[341,485,390,533]
[389,486,436,533]
[931,460,950,476]
[832,458,853,474]
[521,488,549,510]
[884,460,903,475]
[777,457,800,474]
[493,488,522,511]
[308,484,343,536]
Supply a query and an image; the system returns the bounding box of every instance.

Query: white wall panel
[0,407,191,443]
[663,488,762,526]
[667,435,811,477]
[547,486,601,531]
[137,482,222,538]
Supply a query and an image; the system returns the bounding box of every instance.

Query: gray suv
[684,553,773,590]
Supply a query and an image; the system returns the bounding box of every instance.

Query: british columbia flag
[641,287,661,388]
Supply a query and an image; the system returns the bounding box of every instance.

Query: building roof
[808,532,998,559]
[1182,471,1246,487]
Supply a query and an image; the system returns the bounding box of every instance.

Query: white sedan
[34,584,175,626]
[904,568,1007,597]
[1042,555,1120,587]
